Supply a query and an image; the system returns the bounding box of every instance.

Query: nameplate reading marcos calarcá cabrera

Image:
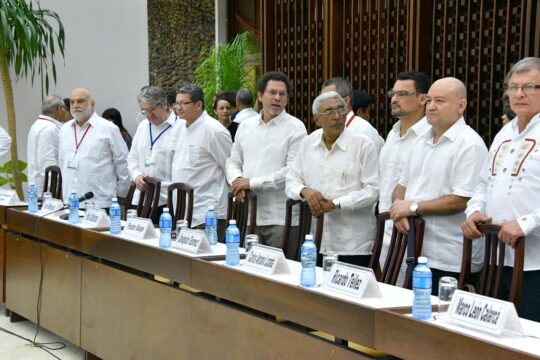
[448,290,523,336]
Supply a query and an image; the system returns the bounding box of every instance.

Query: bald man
[389,77,487,292]
[58,88,130,209]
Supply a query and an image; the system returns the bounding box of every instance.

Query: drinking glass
[322,250,338,284]
[438,276,458,317]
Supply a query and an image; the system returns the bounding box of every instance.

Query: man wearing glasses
[226,71,307,248]
[127,86,181,222]
[172,84,232,239]
[321,77,384,153]
[390,77,487,292]
[27,95,71,196]
[462,57,540,321]
[58,88,130,209]
[377,71,431,283]
[286,91,379,266]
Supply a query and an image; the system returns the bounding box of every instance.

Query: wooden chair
[124,177,161,222]
[369,212,425,288]
[281,199,324,261]
[43,165,62,199]
[226,190,257,246]
[459,224,524,305]
[167,182,194,227]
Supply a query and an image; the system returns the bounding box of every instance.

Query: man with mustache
[226,71,307,248]
[58,88,130,209]
[390,77,487,292]
[286,91,379,267]
[462,57,540,321]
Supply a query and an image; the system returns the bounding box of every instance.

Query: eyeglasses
[319,107,347,117]
[387,90,421,98]
[265,89,288,98]
[140,105,161,115]
[505,84,540,94]
[174,101,194,107]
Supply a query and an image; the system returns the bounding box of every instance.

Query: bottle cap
[29,182,35,186]
[208,205,215,210]
[163,207,169,212]
[112,197,118,202]
[305,234,314,240]
[418,256,428,264]
[229,219,236,225]
[71,190,77,194]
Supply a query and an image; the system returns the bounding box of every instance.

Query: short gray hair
[137,86,167,105]
[504,57,540,84]
[42,95,64,115]
[312,91,346,115]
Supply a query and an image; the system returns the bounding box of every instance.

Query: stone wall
[147,0,215,94]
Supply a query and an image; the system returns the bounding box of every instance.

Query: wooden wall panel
[256,0,539,144]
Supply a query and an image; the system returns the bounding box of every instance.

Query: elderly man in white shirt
[27,95,71,196]
[462,57,540,322]
[378,71,431,281]
[233,87,258,124]
[172,84,232,240]
[321,77,384,153]
[226,72,307,247]
[128,86,181,223]
[390,77,487,293]
[286,91,379,267]
[58,88,130,209]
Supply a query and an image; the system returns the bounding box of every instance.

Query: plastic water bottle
[205,205,218,245]
[412,256,432,320]
[225,220,240,266]
[300,234,317,287]
[109,198,121,234]
[159,207,172,248]
[68,190,79,224]
[27,183,38,213]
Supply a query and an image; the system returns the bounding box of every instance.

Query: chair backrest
[281,199,324,261]
[226,191,257,246]
[459,224,524,305]
[43,165,62,199]
[167,182,194,227]
[369,212,425,288]
[136,177,161,221]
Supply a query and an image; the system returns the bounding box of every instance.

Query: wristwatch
[410,201,418,216]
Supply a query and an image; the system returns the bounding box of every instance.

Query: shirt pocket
[187,144,200,166]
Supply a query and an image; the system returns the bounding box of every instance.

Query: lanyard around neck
[149,115,176,150]
[346,113,355,127]
[73,123,92,153]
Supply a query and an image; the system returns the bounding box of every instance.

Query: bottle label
[160,219,172,229]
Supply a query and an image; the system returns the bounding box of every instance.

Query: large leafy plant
[0,0,65,199]
[195,32,260,114]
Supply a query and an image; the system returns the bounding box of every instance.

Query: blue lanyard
[149,115,177,150]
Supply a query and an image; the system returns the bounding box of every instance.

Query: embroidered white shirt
[345,111,384,153]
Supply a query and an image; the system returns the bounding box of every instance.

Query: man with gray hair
[172,84,232,239]
[321,77,384,153]
[285,91,379,267]
[128,86,181,222]
[462,57,540,321]
[233,88,258,124]
[27,95,71,196]
[390,77,487,292]
[59,88,130,208]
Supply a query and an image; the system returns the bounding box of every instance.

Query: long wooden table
[3,207,539,359]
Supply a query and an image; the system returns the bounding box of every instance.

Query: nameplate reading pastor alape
[246,249,277,269]
[126,223,146,232]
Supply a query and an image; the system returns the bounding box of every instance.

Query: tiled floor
[0,304,84,360]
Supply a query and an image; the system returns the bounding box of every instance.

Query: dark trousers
[500,267,540,322]
[339,255,372,268]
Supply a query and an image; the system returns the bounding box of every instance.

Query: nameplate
[174,228,211,253]
[447,290,523,336]
[326,262,382,298]
[244,244,290,274]
[0,189,17,205]
[80,209,110,228]
[123,217,156,239]
[39,198,64,213]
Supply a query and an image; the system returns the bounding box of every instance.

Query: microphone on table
[59,192,95,220]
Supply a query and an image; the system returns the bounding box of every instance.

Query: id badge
[144,155,155,167]
[67,160,78,169]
